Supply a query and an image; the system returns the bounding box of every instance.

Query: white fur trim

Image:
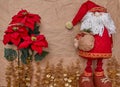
[101,77,111,84]
[81,77,90,82]
[80,12,116,37]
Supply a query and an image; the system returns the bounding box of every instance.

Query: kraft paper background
[0,0,120,86]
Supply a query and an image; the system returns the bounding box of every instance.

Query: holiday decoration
[3,10,48,87]
[5,58,120,87]
[107,58,120,87]
[66,1,116,87]
[5,59,81,87]
[10,9,40,30]
[74,31,95,51]
[3,9,48,63]
[5,58,33,87]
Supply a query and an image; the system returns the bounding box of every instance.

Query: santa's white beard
[80,12,116,37]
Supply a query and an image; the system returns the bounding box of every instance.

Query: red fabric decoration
[3,25,28,46]
[19,35,48,54]
[85,59,92,73]
[88,28,112,53]
[71,1,115,80]
[71,0,114,59]
[10,9,41,30]
[95,59,103,72]
[72,1,101,26]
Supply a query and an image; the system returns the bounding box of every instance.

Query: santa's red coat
[79,28,113,59]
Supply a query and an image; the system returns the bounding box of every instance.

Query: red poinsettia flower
[3,25,28,46]
[19,35,48,54]
[10,9,41,30]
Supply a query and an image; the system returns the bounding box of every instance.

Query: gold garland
[34,62,41,87]
[107,57,120,87]
[40,60,81,87]
[5,59,81,87]
[5,58,120,87]
[6,62,12,87]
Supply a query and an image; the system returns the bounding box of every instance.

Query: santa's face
[94,12,102,17]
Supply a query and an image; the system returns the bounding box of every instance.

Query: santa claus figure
[66,1,116,87]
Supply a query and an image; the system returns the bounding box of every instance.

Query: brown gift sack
[75,31,95,51]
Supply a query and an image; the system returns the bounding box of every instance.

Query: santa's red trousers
[85,59,103,73]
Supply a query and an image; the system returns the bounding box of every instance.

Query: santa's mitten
[65,21,73,30]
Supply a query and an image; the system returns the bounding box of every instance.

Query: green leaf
[20,48,30,64]
[28,23,40,35]
[4,48,17,61]
[35,51,49,61]
[83,28,91,33]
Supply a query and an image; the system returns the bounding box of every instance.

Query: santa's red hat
[72,0,107,26]
[65,0,107,29]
